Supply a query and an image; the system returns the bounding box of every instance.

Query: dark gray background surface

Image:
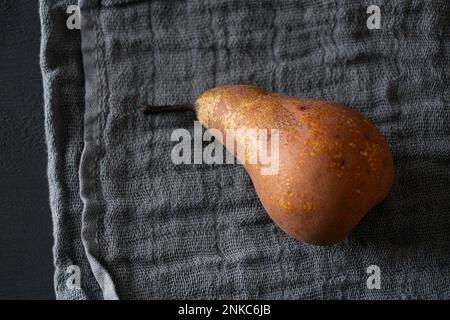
[0,0,54,299]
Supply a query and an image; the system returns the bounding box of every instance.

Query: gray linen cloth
[40,0,450,299]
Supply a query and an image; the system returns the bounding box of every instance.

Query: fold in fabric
[40,0,102,299]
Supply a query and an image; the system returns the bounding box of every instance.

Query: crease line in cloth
[391,1,409,299]
[270,0,288,300]
[79,0,119,300]
[39,0,103,299]
[207,0,226,299]
[146,0,161,299]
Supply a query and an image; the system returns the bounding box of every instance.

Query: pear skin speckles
[194,84,394,245]
[195,92,221,128]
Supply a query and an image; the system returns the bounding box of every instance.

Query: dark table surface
[0,0,54,299]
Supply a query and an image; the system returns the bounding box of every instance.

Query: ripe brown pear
[195,84,393,245]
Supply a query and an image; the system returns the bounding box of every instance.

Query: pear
[194,84,393,245]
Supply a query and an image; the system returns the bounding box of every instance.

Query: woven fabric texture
[40,0,450,299]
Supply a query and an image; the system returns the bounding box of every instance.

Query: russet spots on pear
[195,84,393,245]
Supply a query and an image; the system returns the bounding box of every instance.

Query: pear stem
[140,104,195,114]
